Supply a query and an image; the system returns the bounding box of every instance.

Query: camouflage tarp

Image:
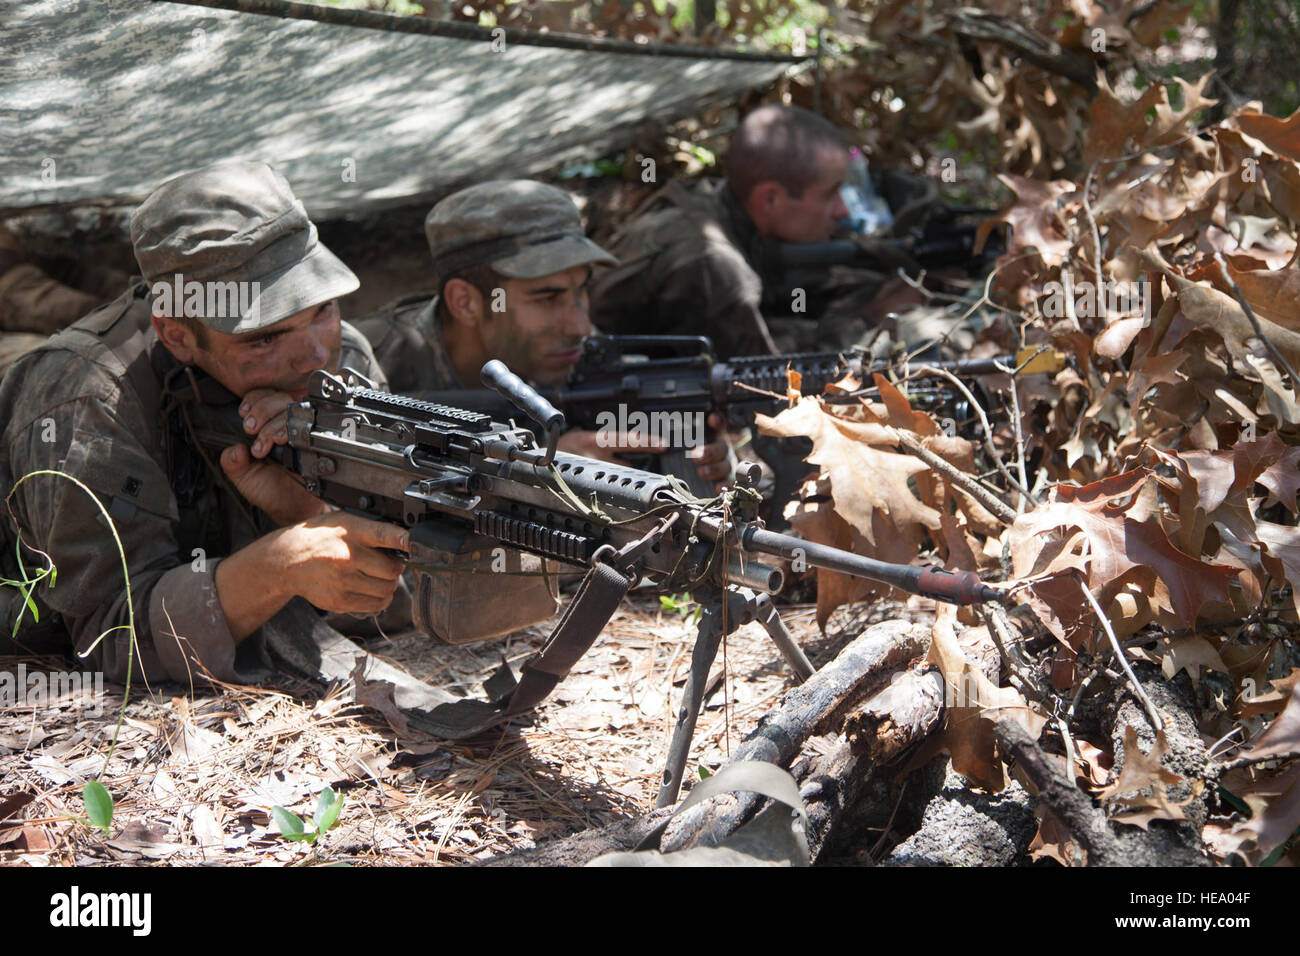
[0,0,790,218]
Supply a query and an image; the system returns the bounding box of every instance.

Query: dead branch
[993,717,1126,865]
[947,8,1099,94]
[660,619,931,851]
[895,430,1018,524]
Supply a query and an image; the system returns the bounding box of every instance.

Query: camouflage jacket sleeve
[1,351,263,686]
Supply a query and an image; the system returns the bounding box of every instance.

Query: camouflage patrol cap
[130,161,359,335]
[425,180,616,290]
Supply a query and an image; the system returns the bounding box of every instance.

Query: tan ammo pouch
[410,529,559,645]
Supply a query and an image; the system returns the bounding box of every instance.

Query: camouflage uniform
[589,179,778,360]
[590,172,953,359]
[0,283,385,682]
[0,228,102,377]
[0,160,387,684]
[351,293,460,394]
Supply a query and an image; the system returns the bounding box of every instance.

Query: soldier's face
[479,265,593,386]
[181,300,343,399]
[771,146,849,243]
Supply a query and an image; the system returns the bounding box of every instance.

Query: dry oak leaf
[757,397,940,547]
[1237,679,1300,763]
[1258,520,1300,617]
[1098,725,1183,804]
[785,490,924,629]
[1009,468,1237,625]
[871,373,942,436]
[1234,761,1300,859]
[1028,806,1083,867]
[1084,75,1164,163]
[975,173,1075,268]
[925,604,1045,793]
[1227,431,1295,509]
[1239,668,1300,718]
[1235,107,1300,164]
[1158,635,1228,687]
[1138,247,1300,373]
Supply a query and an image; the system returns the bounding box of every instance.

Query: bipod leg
[655,587,753,809]
[753,592,814,681]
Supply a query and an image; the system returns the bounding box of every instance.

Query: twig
[998,367,1031,513]
[1081,163,1107,304]
[915,365,1041,507]
[1216,750,1300,773]
[981,601,1049,705]
[1214,251,1300,385]
[869,779,907,859]
[895,431,1017,523]
[1076,575,1164,732]
[993,717,1125,866]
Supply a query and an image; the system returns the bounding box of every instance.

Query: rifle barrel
[739,525,1001,605]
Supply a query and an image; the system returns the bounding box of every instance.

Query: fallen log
[798,667,945,861]
[479,808,676,867]
[661,618,930,852]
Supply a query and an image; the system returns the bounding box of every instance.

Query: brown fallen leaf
[1028,806,1083,867]
[925,604,1045,792]
[1258,441,1300,512]
[1239,668,1300,718]
[1236,761,1300,858]
[1098,725,1184,804]
[1010,474,1237,626]
[1258,520,1300,617]
[758,397,940,546]
[976,173,1075,267]
[1111,779,1203,831]
[1236,107,1300,164]
[1159,635,1228,687]
[1237,681,1300,763]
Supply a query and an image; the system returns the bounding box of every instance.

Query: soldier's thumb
[220,443,251,482]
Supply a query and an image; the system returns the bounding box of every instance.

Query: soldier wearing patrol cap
[0,160,408,683]
[353,179,732,477]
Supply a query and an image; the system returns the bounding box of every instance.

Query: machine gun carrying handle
[481,359,566,465]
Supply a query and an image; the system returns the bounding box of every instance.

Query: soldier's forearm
[214,531,297,642]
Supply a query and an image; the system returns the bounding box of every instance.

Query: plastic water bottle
[839,148,894,235]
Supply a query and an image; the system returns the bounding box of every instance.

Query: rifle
[273,362,1002,805]
[758,205,1006,322]
[551,335,1062,517]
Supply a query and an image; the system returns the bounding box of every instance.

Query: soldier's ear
[152,314,199,365]
[442,278,484,326]
[744,181,784,235]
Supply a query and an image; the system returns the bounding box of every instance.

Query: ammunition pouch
[410,528,559,645]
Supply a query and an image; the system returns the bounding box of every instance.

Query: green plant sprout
[271,787,344,846]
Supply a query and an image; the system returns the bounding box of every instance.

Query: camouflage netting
[0,0,790,219]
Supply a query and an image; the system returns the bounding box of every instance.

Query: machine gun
[411,335,1062,523]
[272,361,1002,805]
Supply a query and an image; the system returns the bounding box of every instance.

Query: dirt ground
[0,595,897,866]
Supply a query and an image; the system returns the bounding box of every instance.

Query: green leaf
[271,805,306,838]
[82,781,113,833]
[697,764,712,780]
[314,786,342,833]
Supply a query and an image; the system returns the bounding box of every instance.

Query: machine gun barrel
[736,525,999,605]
